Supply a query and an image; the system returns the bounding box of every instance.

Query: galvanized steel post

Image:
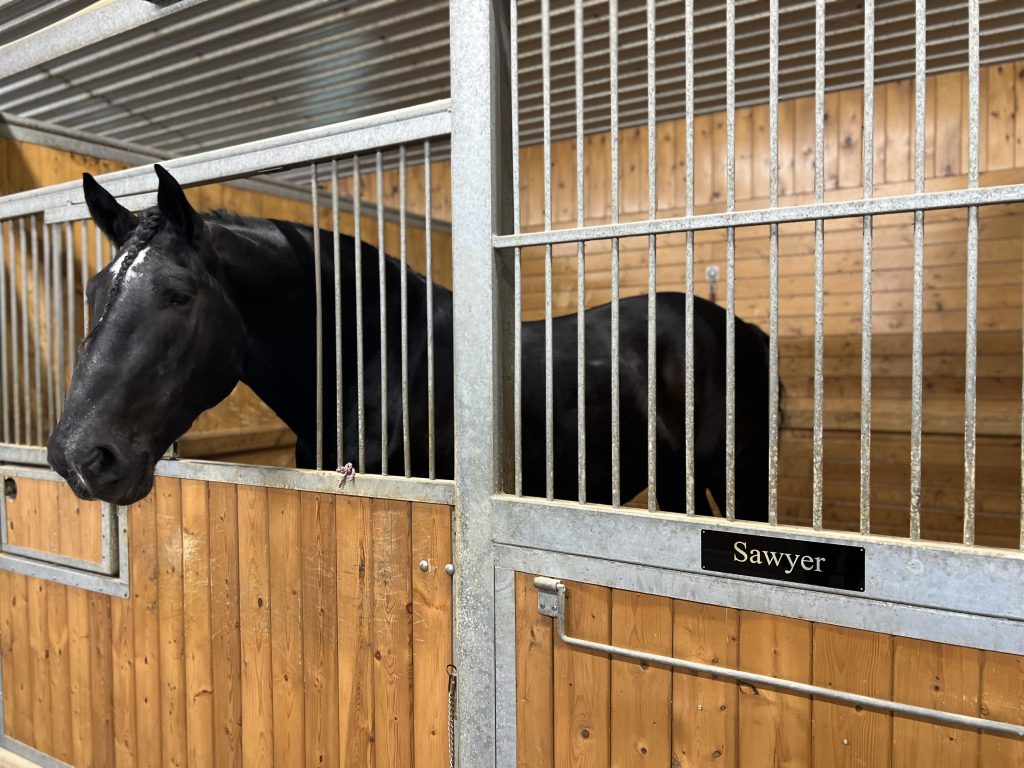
[449,0,514,764]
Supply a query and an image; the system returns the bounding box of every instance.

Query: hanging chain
[447,664,458,768]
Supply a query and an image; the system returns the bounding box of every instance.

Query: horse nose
[70,443,125,489]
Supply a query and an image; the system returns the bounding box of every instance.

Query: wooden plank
[337,494,375,766]
[892,639,981,768]
[182,479,215,768]
[812,624,893,768]
[268,486,305,768]
[792,95,815,195]
[208,482,242,768]
[979,650,1024,765]
[737,612,811,768]
[824,90,840,191]
[934,71,962,177]
[67,585,94,767]
[26,482,52,756]
[710,114,727,206]
[986,62,1017,171]
[371,497,413,768]
[872,81,887,186]
[303,492,340,768]
[111,566,137,768]
[88,592,115,768]
[735,107,754,201]
[1016,62,1024,170]
[693,114,715,206]
[671,601,739,768]
[885,79,914,184]
[515,572,553,768]
[553,581,611,768]
[238,484,274,766]
[750,104,770,199]
[0,574,15,739]
[411,502,454,767]
[131,489,162,768]
[155,476,186,768]
[5,571,32,745]
[610,589,672,767]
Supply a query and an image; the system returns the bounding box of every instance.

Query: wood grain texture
[130,487,162,768]
[182,480,215,768]
[155,476,187,768]
[515,572,554,768]
[411,502,454,767]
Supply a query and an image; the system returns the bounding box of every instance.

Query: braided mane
[97,213,164,322]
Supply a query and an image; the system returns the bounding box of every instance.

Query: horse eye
[166,291,193,307]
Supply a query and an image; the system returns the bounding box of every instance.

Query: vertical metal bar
[725,0,737,521]
[377,150,388,475]
[610,0,621,508]
[9,220,21,444]
[575,0,586,505]
[80,220,89,338]
[511,0,523,497]
[542,0,554,501]
[684,0,695,515]
[95,224,103,274]
[332,157,343,468]
[910,0,927,540]
[645,0,657,513]
[963,0,980,545]
[860,0,875,536]
[53,224,64,414]
[43,224,53,426]
[353,155,366,472]
[399,145,411,477]
[0,221,8,443]
[811,0,826,530]
[767,0,780,525]
[425,141,436,480]
[19,218,30,443]
[311,162,324,471]
[30,218,41,446]
[65,222,74,380]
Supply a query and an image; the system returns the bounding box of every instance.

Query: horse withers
[47,166,775,520]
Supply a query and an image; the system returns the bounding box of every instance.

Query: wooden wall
[515,573,1024,768]
[0,475,453,767]
[0,138,452,467]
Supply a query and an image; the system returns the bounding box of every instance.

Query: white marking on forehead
[125,247,150,283]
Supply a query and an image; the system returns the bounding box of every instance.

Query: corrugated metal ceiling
[0,0,1022,183]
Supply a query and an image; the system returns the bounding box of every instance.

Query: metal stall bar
[80,220,89,336]
[610,0,621,508]
[449,0,514,762]
[65,222,74,382]
[645,0,657,513]
[767,0,780,525]
[811,0,826,530]
[963,0,981,545]
[911,0,928,540]
[493,184,1024,248]
[376,151,388,476]
[311,163,324,470]
[43,224,53,427]
[18,218,29,444]
[332,158,343,469]
[725,0,736,520]
[684,0,695,515]
[542,0,555,501]
[53,224,64,413]
[860,0,875,535]
[575,0,586,505]
[399,146,411,477]
[0,220,7,443]
[8,221,20,444]
[424,141,436,479]
[533,577,1024,739]
[512,0,523,497]
[353,155,367,472]
[30,218,41,446]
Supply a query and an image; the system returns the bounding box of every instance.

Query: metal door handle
[533,577,1024,739]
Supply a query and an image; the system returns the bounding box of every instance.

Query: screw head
[444,563,455,576]
[419,560,430,572]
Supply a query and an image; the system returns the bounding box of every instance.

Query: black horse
[47,166,772,520]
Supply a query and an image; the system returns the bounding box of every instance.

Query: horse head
[47,166,246,504]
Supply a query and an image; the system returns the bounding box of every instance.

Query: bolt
[445,563,455,576]
[419,560,430,572]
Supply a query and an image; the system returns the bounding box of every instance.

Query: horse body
[48,167,771,520]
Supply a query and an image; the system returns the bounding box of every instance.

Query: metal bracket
[531,577,1024,739]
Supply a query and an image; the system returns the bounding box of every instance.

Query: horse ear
[82,173,138,248]
[155,164,200,242]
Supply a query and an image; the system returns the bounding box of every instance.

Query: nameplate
[700,529,865,592]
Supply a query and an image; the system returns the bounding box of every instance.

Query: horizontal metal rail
[533,577,1024,739]
[0,99,452,220]
[494,182,1024,249]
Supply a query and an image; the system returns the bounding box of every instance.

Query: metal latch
[534,576,562,618]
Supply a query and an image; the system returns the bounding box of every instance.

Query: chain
[447,664,458,768]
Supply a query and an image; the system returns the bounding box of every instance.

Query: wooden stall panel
[3,476,105,565]
[0,478,452,768]
[514,577,1024,768]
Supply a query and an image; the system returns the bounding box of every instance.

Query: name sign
[701,529,865,592]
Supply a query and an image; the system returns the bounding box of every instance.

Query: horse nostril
[86,445,120,474]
